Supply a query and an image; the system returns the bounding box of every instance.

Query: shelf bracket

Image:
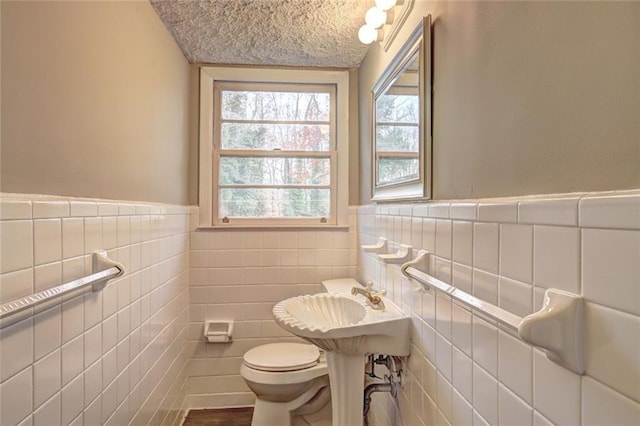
[379,244,412,264]
[361,237,388,254]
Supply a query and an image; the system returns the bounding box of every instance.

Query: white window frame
[199,67,350,228]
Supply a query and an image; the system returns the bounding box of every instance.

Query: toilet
[240,342,331,426]
[240,279,360,426]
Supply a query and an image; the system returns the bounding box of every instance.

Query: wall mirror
[372,15,432,201]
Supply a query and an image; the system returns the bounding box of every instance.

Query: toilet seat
[243,343,320,372]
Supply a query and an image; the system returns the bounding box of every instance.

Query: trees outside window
[214,83,337,222]
[375,90,420,186]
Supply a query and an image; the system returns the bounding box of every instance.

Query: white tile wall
[533,225,580,294]
[477,202,518,223]
[499,224,533,283]
[579,191,640,229]
[519,196,580,227]
[534,349,581,425]
[499,384,532,426]
[452,221,473,266]
[3,190,637,425]
[184,209,358,409]
[582,376,640,426]
[582,228,640,315]
[33,349,61,408]
[585,303,640,402]
[0,319,34,382]
[502,335,533,397]
[0,220,34,273]
[0,367,33,425]
[358,190,640,426]
[473,223,499,274]
[0,193,192,426]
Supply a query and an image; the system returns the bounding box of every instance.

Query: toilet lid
[243,343,320,372]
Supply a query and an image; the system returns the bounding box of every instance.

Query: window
[199,67,349,227]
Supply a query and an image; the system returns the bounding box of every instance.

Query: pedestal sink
[273,292,411,426]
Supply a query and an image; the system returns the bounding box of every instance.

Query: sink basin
[273,293,410,356]
[273,289,411,426]
[279,293,366,330]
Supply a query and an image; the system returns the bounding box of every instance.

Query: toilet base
[293,395,332,426]
[252,399,297,426]
[250,377,330,426]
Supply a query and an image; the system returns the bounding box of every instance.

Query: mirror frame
[371,15,432,201]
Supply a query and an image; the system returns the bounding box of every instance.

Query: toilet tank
[321,278,363,294]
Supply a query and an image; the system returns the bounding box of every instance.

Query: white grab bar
[0,251,124,326]
[401,250,585,375]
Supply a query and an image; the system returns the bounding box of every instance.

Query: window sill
[195,225,350,231]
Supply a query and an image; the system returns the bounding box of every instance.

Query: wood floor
[182,407,254,426]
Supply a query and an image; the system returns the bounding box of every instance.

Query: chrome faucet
[351,282,386,310]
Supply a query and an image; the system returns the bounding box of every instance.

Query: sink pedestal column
[326,352,365,426]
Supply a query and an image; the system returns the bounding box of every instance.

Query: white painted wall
[1,1,193,205]
[359,1,640,202]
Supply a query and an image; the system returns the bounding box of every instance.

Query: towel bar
[0,251,124,327]
[401,250,585,374]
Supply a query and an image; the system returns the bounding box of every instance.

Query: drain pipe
[363,381,397,421]
[362,355,402,426]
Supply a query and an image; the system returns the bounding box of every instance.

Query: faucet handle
[365,281,386,297]
[371,289,387,297]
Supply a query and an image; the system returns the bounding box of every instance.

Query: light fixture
[359,0,412,49]
[375,0,397,12]
[358,0,402,45]
[365,7,387,29]
[358,24,379,45]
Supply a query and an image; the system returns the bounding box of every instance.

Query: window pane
[378,157,419,185]
[221,90,330,121]
[375,125,419,152]
[221,123,330,151]
[219,188,330,218]
[376,94,419,123]
[220,156,330,186]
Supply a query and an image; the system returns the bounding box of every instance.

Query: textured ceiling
[150,0,373,68]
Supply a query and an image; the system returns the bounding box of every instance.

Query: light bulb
[365,7,387,29]
[375,0,397,11]
[358,25,378,44]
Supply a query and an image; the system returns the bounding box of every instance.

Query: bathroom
[0,0,638,425]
